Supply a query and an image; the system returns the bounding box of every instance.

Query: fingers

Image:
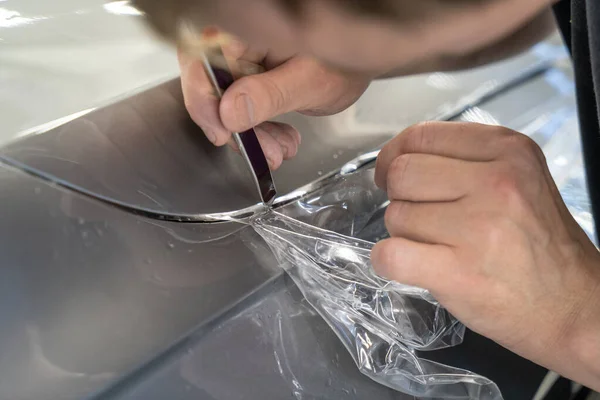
[371,237,457,292]
[180,43,302,170]
[179,40,268,147]
[219,56,371,133]
[225,121,301,170]
[375,121,516,188]
[180,39,369,170]
[384,201,465,245]
[224,39,269,78]
[254,121,301,170]
[180,51,231,146]
[385,154,478,202]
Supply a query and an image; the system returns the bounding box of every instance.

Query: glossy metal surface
[0,39,568,217]
[0,78,265,218]
[101,275,419,400]
[0,163,279,400]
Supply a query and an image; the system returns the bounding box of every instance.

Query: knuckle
[262,76,290,114]
[490,164,519,194]
[387,154,413,196]
[374,155,387,189]
[181,86,199,118]
[183,98,197,120]
[489,164,528,215]
[400,121,451,153]
[500,131,544,160]
[235,77,260,99]
[511,132,538,150]
[384,201,409,232]
[389,154,412,177]
[232,75,290,122]
[269,154,284,170]
[401,122,431,152]
[372,241,397,272]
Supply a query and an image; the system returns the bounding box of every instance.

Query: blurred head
[134,0,554,73]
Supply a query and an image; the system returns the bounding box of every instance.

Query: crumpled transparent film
[251,168,503,399]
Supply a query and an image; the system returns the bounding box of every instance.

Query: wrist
[563,250,600,390]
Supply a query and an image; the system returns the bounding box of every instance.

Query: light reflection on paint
[425,73,460,90]
[460,107,501,126]
[103,1,142,16]
[14,109,96,139]
[0,8,48,28]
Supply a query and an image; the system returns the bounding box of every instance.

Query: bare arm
[566,289,600,391]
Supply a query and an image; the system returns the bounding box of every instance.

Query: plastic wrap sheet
[251,168,503,400]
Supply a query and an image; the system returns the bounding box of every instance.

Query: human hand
[371,121,600,389]
[178,35,372,170]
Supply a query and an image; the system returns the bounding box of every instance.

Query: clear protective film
[251,167,503,400]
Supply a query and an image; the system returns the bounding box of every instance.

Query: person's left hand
[178,35,372,170]
[371,121,600,386]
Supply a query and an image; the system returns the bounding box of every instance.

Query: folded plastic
[251,168,503,399]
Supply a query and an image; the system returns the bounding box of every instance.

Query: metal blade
[200,48,277,205]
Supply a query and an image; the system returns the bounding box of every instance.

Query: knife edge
[200,51,277,205]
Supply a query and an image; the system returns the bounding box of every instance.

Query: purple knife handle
[211,67,276,203]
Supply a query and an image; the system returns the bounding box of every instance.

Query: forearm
[540,249,600,392]
[565,283,600,391]
[379,8,557,78]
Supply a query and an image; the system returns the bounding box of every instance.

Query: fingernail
[266,156,275,170]
[227,137,240,152]
[204,129,216,144]
[280,144,290,159]
[235,94,255,128]
[260,124,290,159]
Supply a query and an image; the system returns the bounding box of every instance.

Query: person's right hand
[371,122,600,390]
[179,37,373,170]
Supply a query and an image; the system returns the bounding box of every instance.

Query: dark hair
[277,0,492,21]
[278,0,400,17]
[133,0,492,43]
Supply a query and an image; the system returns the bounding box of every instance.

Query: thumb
[219,56,371,133]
